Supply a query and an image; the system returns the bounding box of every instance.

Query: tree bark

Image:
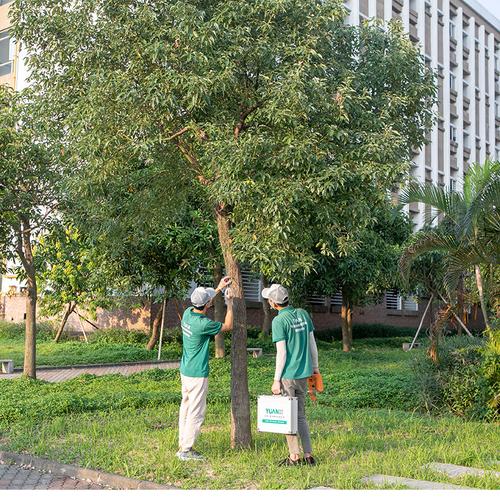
[427,298,440,364]
[147,300,166,351]
[216,208,251,449]
[213,263,225,358]
[341,289,353,352]
[17,219,37,379]
[456,275,464,335]
[260,275,272,339]
[475,265,491,330]
[54,302,76,342]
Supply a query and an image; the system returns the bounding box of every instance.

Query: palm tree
[399,160,499,330]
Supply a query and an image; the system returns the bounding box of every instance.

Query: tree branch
[234,103,261,139]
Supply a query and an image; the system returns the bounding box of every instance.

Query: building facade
[1,0,497,328]
[345,0,500,230]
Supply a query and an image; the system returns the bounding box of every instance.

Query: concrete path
[0,461,107,490]
[0,360,180,383]
[425,462,500,479]
[361,474,475,489]
[0,452,172,490]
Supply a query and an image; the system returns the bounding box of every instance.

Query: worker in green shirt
[176,276,233,461]
[262,283,320,466]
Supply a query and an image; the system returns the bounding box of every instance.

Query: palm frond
[400,181,464,224]
[399,230,459,281]
[463,160,500,206]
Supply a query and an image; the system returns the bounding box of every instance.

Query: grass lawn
[1,337,499,489]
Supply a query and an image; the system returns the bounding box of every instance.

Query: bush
[0,320,55,342]
[87,328,149,345]
[414,334,499,421]
[313,323,417,341]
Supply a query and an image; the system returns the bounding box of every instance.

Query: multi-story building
[344,0,500,230]
[1,0,496,328]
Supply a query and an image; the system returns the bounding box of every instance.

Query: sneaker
[176,449,205,461]
[278,456,301,467]
[303,456,316,466]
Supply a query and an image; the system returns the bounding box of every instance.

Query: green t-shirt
[272,305,314,380]
[180,307,223,378]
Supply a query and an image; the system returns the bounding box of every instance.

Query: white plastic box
[257,395,298,434]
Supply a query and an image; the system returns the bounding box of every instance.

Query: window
[450,73,456,91]
[450,124,457,142]
[450,178,457,192]
[496,102,500,118]
[449,21,456,39]
[386,290,418,311]
[0,29,12,77]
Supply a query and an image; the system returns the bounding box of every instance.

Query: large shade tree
[14,0,435,446]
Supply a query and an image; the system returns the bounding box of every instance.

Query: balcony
[409,202,419,214]
[496,129,500,142]
[393,0,403,14]
[450,103,458,117]
[450,155,458,171]
[464,147,471,160]
[450,89,457,102]
[409,8,418,25]
[463,46,470,58]
[495,82,500,95]
[463,111,471,124]
[411,144,421,156]
[410,25,419,42]
[450,52,458,66]
[463,96,470,109]
[450,141,459,154]
[450,37,457,48]
[463,61,470,74]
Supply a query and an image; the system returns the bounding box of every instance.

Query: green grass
[0,322,182,367]
[1,339,499,489]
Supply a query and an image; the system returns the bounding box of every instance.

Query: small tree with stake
[0,87,60,378]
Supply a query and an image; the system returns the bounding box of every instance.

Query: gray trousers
[281,378,312,455]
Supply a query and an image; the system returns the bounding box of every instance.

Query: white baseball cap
[261,284,289,304]
[191,287,217,308]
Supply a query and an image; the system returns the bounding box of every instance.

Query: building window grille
[386,290,418,311]
[450,178,457,192]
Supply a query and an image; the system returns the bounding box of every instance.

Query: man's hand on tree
[217,276,232,291]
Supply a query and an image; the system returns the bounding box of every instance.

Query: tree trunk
[475,265,491,330]
[260,275,272,339]
[54,302,76,343]
[17,220,37,379]
[341,289,353,352]
[213,263,225,358]
[216,208,251,449]
[457,276,464,336]
[147,300,166,351]
[427,298,439,364]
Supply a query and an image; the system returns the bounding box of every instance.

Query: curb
[12,359,180,373]
[0,451,176,490]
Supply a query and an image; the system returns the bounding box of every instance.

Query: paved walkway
[0,461,108,490]
[0,360,180,383]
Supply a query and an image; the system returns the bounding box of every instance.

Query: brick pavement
[0,461,108,490]
[0,360,180,382]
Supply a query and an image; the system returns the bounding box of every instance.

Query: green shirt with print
[180,307,223,378]
[272,305,314,380]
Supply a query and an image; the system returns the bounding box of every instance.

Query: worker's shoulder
[295,307,312,319]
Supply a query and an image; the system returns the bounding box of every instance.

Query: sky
[475,0,500,20]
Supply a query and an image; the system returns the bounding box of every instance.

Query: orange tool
[307,373,324,402]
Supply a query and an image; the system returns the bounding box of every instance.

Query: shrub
[414,334,499,421]
[0,320,55,342]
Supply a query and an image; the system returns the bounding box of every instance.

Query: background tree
[400,160,500,330]
[15,0,435,446]
[305,204,412,351]
[35,225,114,342]
[0,86,59,378]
